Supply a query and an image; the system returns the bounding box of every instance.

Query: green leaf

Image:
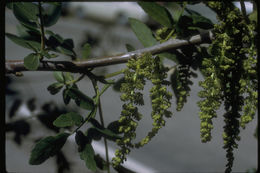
[67,88,95,110]
[40,50,58,59]
[53,112,83,127]
[56,46,75,56]
[63,72,74,82]
[43,2,62,27]
[79,143,97,172]
[24,53,40,70]
[94,128,122,141]
[129,18,157,47]
[63,89,71,105]
[185,8,213,29]
[29,133,70,165]
[6,33,41,51]
[125,44,135,52]
[47,82,64,95]
[90,119,122,141]
[53,72,64,83]
[138,2,174,28]
[82,43,91,59]
[13,2,38,27]
[167,2,183,23]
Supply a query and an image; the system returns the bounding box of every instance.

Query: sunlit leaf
[129,18,157,47]
[53,112,83,127]
[29,133,70,165]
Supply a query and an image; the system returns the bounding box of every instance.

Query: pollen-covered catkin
[200,2,257,172]
[112,53,172,167]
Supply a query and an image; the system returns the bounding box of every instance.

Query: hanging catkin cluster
[199,2,257,173]
[112,53,172,167]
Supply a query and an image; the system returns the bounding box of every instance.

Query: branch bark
[5,31,213,74]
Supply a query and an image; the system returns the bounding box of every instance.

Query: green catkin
[173,64,193,111]
[135,56,172,148]
[200,2,257,173]
[112,53,172,167]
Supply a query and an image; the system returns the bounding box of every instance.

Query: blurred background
[5,2,257,173]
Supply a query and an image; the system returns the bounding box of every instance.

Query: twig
[240,0,250,24]
[38,2,45,60]
[5,31,213,74]
[91,79,110,173]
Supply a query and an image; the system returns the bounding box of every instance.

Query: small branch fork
[5,31,213,74]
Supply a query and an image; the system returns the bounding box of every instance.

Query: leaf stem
[38,2,45,59]
[104,69,124,79]
[240,0,250,24]
[65,74,85,85]
[91,79,110,173]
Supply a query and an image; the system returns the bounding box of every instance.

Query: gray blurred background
[5,2,257,173]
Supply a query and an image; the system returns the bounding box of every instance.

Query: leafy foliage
[5,2,257,173]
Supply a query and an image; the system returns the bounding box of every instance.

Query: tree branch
[5,31,213,74]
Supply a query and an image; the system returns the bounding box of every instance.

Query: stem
[38,2,45,56]
[104,69,124,79]
[240,0,250,24]
[91,79,110,173]
[6,31,214,74]
[65,74,85,85]
[73,107,97,134]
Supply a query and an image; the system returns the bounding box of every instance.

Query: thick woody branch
[5,31,213,74]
